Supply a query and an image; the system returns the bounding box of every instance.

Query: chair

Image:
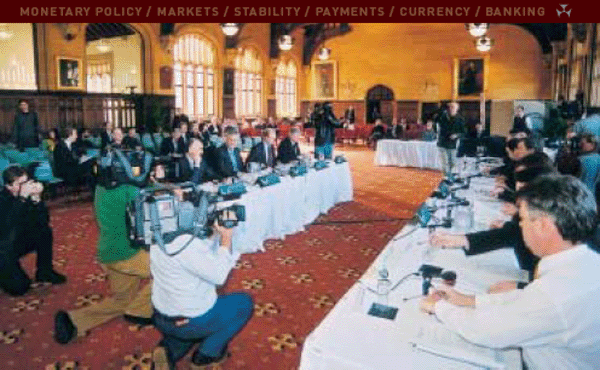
[3,149,32,166]
[141,133,156,153]
[0,158,10,186]
[153,133,164,151]
[89,136,102,148]
[32,160,63,185]
[25,147,50,161]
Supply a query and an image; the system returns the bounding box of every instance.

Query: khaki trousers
[69,250,152,336]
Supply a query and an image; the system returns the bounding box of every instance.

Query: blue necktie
[229,149,238,172]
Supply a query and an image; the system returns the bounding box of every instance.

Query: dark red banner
[2,1,593,22]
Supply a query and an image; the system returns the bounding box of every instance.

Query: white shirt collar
[537,244,590,278]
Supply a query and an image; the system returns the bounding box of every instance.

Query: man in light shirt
[151,222,253,370]
[420,174,600,370]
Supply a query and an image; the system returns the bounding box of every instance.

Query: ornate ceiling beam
[302,23,351,65]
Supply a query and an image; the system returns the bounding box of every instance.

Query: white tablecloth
[300,177,523,370]
[226,162,353,254]
[375,140,442,170]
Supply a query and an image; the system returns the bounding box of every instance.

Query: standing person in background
[314,102,342,159]
[436,102,466,176]
[512,106,530,135]
[12,99,40,150]
[344,106,355,125]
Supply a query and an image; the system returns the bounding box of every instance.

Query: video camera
[96,147,154,189]
[128,182,245,255]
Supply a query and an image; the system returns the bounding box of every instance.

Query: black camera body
[96,148,154,189]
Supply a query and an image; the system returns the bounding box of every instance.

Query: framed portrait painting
[57,57,82,89]
[453,57,488,99]
[312,60,337,100]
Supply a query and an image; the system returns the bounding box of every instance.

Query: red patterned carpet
[0,147,440,370]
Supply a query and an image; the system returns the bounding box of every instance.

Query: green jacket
[94,184,141,264]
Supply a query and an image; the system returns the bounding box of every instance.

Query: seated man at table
[421,119,437,142]
[122,128,142,150]
[431,163,555,291]
[215,126,244,180]
[176,138,216,184]
[277,127,302,164]
[368,119,387,148]
[421,174,600,370]
[246,129,276,170]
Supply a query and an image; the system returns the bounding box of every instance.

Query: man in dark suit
[122,128,142,150]
[215,126,244,179]
[54,128,83,186]
[172,108,190,130]
[277,127,302,164]
[246,129,276,170]
[100,122,113,149]
[12,99,40,150]
[512,105,530,135]
[176,139,217,184]
[436,102,466,176]
[160,128,185,156]
[111,127,124,149]
[178,123,190,153]
[0,166,66,296]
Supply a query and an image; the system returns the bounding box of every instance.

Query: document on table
[410,322,507,370]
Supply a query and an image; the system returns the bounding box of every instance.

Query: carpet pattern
[0,148,440,370]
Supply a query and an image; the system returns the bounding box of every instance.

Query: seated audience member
[101,122,113,149]
[491,137,536,193]
[266,117,277,129]
[246,129,276,170]
[203,116,221,144]
[369,119,387,148]
[277,127,302,164]
[42,129,59,152]
[421,174,600,370]
[54,164,156,344]
[171,108,189,130]
[578,134,600,193]
[150,223,253,370]
[176,139,216,184]
[76,128,95,152]
[421,119,437,141]
[122,128,142,150]
[160,128,185,156]
[189,122,202,140]
[216,126,244,179]
[178,123,190,152]
[390,117,405,139]
[0,166,66,296]
[53,128,84,186]
[110,127,124,149]
[431,163,555,288]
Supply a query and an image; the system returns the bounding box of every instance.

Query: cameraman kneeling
[151,221,253,370]
[0,166,66,295]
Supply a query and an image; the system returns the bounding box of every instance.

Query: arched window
[87,60,112,93]
[173,34,215,120]
[0,23,37,90]
[276,60,297,118]
[235,48,262,117]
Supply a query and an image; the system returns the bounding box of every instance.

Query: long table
[300,176,524,370]
[205,161,353,254]
[375,139,442,170]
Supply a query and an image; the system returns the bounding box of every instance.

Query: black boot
[35,270,67,285]
[54,311,77,344]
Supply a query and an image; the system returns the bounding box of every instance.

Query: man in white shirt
[150,222,253,370]
[420,174,600,370]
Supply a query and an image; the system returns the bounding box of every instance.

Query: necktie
[266,144,271,167]
[230,150,238,171]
